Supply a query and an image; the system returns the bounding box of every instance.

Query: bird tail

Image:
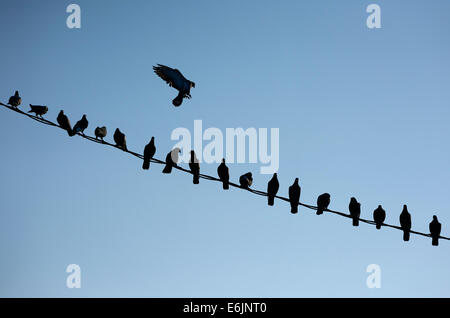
[142,160,150,170]
[352,217,359,226]
[290,204,298,214]
[376,223,381,230]
[68,129,75,137]
[316,209,323,215]
[403,231,410,242]
[193,174,199,184]
[432,236,439,246]
[268,196,275,206]
[222,181,229,190]
[162,165,172,174]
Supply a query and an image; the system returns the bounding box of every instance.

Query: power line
[1,101,447,244]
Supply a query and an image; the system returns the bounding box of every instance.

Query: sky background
[0,0,450,297]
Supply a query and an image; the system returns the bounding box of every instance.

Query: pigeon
[239,172,253,189]
[267,173,279,206]
[217,158,229,190]
[373,205,386,229]
[349,197,361,226]
[153,64,195,107]
[56,110,75,136]
[28,105,48,118]
[73,114,88,135]
[113,128,127,151]
[189,150,200,184]
[8,91,21,108]
[316,193,331,215]
[162,148,181,174]
[429,215,441,246]
[142,137,156,170]
[94,126,107,141]
[288,178,301,213]
[399,205,412,241]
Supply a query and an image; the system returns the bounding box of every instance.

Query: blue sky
[0,0,450,297]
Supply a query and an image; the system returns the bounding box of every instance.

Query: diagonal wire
[1,102,448,243]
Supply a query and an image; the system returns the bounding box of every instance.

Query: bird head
[190,81,196,88]
[172,97,182,107]
[15,91,19,97]
[433,215,438,221]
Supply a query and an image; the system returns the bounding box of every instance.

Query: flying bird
[153,64,195,107]
[28,105,48,118]
[399,205,412,241]
[162,148,181,174]
[95,126,107,141]
[316,193,331,215]
[429,215,441,246]
[267,173,279,206]
[349,197,361,226]
[142,137,156,170]
[373,205,386,229]
[288,178,301,213]
[239,172,253,189]
[8,91,21,108]
[73,115,88,135]
[113,128,127,151]
[217,158,229,190]
[57,110,74,136]
[189,150,200,184]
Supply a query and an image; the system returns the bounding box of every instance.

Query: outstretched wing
[153,64,187,92]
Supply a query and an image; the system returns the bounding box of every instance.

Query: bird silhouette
[288,178,301,213]
[153,64,195,107]
[189,150,200,184]
[56,110,75,136]
[73,115,88,135]
[217,158,229,190]
[8,91,21,108]
[162,148,181,174]
[142,137,156,170]
[399,205,412,241]
[373,205,386,229]
[267,173,279,206]
[94,126,107,141]
[429,215,441,246]
[239,172,253,189]
[113,128,127,151]
[28,105,48,118]
[349,197,361,226]
[316,193,331,215]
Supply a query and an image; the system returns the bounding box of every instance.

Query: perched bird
[94,126,107,141]
[239,172,253,189]
[56,110,75,136]
[189,150,200,184]
[267,173,279,206]
[153,64,195,107]
[162,148,181,174]
[73,114,88,135]
[142,137,156,170]
[316,193,331,215]
[349,197,361,226]
[373,205,386,229]
[429,215,441,246]
[28,105,48,118]
[217,158,229,190]
[113,128,127,151]
[288,178,301,213]
[399,205,412,241]
[8,91,21,108]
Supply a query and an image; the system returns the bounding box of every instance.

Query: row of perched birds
[6,90,444,246]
